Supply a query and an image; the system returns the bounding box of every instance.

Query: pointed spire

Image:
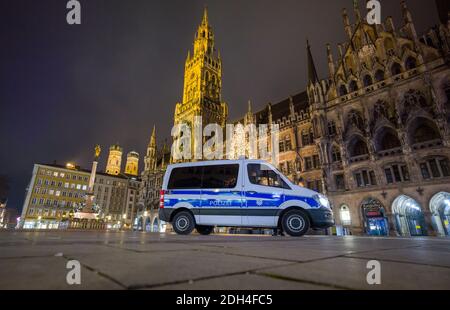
[289,96,295,118]
[353,0,361,23]
[401,0,418,41]
[202,5,209,26]
[244,100,253,125]
[266,103,273,130]
[385,16,396,33]
[307,40,319,84]
[149,125,156,147]
[161,139,168,168]
[342,8,353,39]
[327,43,336,78]
[401,0,412,24]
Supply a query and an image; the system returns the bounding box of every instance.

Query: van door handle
[247,191,257,195]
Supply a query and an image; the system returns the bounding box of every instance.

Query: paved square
[0,231,449,290]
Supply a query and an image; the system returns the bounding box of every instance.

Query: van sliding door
[199,164,243,226]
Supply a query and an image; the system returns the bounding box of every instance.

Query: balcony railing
[412,139,443,151]
[349,154,370,164]
[377,147,403,158]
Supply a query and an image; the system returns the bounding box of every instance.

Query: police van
[158,159,334,237]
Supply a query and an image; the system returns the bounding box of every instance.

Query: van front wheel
[172,211,195,235]
[281,210,310,237]
[196,225,214,235]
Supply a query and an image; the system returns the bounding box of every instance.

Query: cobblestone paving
[0,231,449,290]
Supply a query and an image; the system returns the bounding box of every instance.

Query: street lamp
[121,214,127,231]
[142,210,149,232]
[105,215,112,230]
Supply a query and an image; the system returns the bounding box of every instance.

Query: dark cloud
[0,0,440,211]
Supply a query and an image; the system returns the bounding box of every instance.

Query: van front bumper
[307,208,335,229]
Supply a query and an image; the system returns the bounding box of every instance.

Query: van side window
[168,167,202,189]
[247,164,289,189]
[202,165,239,189]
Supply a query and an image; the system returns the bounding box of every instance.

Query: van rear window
[167,164,239,189]
[168,166,202,189]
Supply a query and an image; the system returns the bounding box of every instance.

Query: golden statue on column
[73,145,102,227]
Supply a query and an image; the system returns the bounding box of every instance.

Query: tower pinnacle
[353,0,361,23]
[149,125,156,147]
[307,40,319,85]
[145,126,157,172]
[173,8,228,163]
[202,6,209,26]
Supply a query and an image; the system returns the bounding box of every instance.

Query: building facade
[0,199,6,229]
[21,3,448,236]
[234,1,450,237]
[20,144,141,230]
[305,1,450,237]
[92,171,138,230]
[139,2,450,237]
[135,126,169,232]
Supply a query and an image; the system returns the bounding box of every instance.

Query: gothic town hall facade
[140,2,450,237]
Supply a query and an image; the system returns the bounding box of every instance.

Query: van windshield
[247,164,290,189]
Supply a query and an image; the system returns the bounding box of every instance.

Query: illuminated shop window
[340,205,352,226]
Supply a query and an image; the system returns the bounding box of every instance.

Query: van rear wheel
[172,211,195,235]
[281,209,310,237]
[196,225,214,235]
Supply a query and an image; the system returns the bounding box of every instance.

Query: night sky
[0,0,440,211]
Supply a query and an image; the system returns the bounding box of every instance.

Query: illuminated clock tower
[173,8,228,161]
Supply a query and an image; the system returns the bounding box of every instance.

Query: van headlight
[313,194,330,209]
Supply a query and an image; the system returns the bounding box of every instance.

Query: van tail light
[159,190,165,209]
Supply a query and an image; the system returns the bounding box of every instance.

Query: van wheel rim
[176,216,189,231]
[287,215,304,232]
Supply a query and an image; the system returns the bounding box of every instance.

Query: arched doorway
[337,205,352,236]
[133,217,142,231]
[145,217,152,232]
[430,192,450,236]
[361,198,389,236]
[392,195,427,236]
[152,217,160,233]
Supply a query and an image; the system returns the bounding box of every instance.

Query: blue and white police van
[158,159,334,237]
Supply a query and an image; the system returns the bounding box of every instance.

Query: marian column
[71,145,102,229]
[82,145,101,213]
